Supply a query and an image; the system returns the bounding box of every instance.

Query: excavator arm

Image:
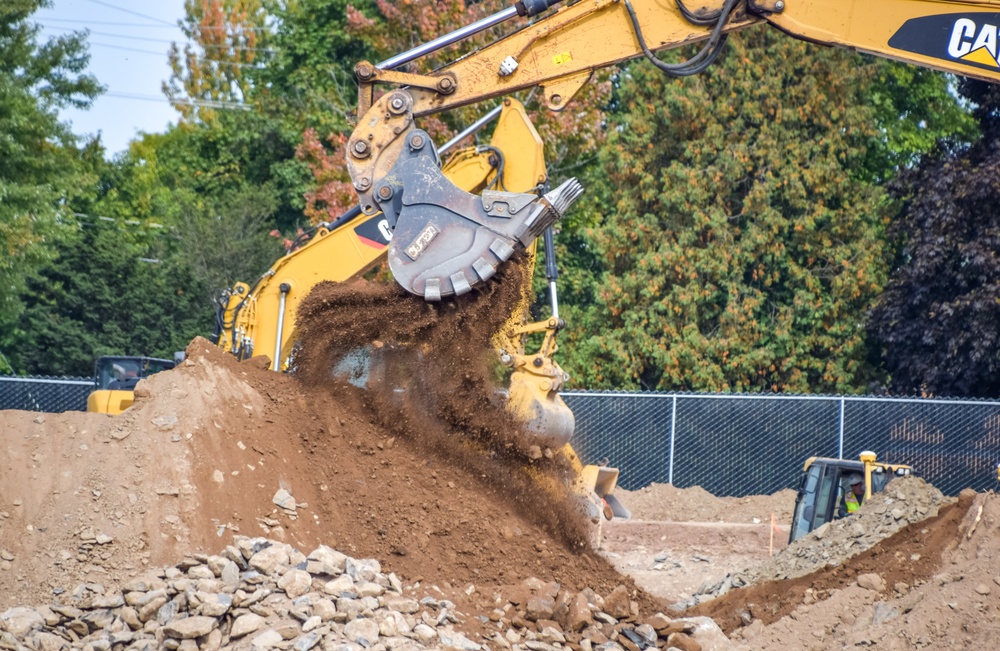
[348,0,1000,299]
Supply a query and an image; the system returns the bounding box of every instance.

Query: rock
[162,616,217,639]
[0,608,44,638]
[412,624,437,643]
[273,488,296,511]
[249,543,290,575]
[294,632,322,651]
[313,599,338,622]
[187,565,215,580]
[976,584,992,595]
[157,600,179,625]
[526,595,555,621]
[345,617,380,646]
[151,414,178,431]
[231,614,265,638]
[355,582,384,598]
[602,586,631,619]
[279,569,313,598]
[872,602,898,626]
[439,630,481,651]
[379,612,410,637]
[251,629,284,650]
[857,573,886,592]
[95,534,113,545]
[0,551,13,562]
[302,615,322,632]
[566,593,594,632]
[199,593,232,617]
[221,561,240,589]
[346,558,381,582]
[325,575,356,596]
[34,631,68,651]
[665,632,701,651]
[307,546,348,576]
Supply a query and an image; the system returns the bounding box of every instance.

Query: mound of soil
[618,484,795,524]
[0,266,665,630]
[687,489,1000,649]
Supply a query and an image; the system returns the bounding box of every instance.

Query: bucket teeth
[544,178,585,217]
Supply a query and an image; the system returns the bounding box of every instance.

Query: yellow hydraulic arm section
[354,0,1000,118]
[345,0,1000,302]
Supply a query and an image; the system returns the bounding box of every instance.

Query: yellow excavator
[789,451,914,542]
[214,99,629,519]
[341,0,1000,301]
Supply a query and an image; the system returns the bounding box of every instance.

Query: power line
[88,41,267,69]
[81,0,176,27]
[104,91,250,110]
[41,26,278,52]
[40,16,271,32]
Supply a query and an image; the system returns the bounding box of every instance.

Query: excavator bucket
[380,140,584,300]
[346,91,584,301]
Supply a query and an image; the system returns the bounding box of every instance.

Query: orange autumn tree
[164,0,273,122]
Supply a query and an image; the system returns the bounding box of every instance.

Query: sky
[36,0,188,156]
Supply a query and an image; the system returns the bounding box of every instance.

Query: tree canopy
[0,0,990,398]
[0,0,101,338]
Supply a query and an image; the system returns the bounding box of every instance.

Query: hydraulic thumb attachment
[347,90,584,301]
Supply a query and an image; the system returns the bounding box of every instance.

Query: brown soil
[687,491,973,633]
[618,483,796,524]
[3,266,999,649]
[0,265,665,635]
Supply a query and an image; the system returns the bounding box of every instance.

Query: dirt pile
[0,325,663,630]
[0,534,735,651]
[685,489,1000,650]
[678,475,950,609]
[617,484,795,524]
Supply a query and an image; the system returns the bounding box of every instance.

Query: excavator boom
[348,0,1000,299]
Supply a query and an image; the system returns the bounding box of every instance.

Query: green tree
[0,0,101,332]
[556,28,969,393]
[4,217,210,376]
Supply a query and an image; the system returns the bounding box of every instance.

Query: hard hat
[847,473,864,485]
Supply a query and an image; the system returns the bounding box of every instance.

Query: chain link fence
[562,392,1000,497]
[0,376,93,412]
[3,375,998,497]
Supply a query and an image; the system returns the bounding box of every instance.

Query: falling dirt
[293,260,593,552]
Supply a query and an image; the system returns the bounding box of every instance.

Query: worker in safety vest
[841,473,865,516]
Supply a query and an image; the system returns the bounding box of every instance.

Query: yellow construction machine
[789,451,914,542]
[86,355,177,415]
[214,99,628,519]
[341,0,1000,301]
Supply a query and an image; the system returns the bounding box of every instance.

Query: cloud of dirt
[293,260,594,551]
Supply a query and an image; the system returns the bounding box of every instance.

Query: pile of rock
[481,579,724,651]
[679,475,950,607]
[0,537,728,651]
[0,536,477,651]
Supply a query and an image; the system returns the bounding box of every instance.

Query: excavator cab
[789,451,913,543]
[87,355,177,414]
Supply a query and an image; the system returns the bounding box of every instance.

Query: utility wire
[104,91,250,110]
[40,26,278,52]
[88,41,267,69]
[40,17,272,31]
[82,0,176,27]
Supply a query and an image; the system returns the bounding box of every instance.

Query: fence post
[668,395,677,484]
[838,397,846,459]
